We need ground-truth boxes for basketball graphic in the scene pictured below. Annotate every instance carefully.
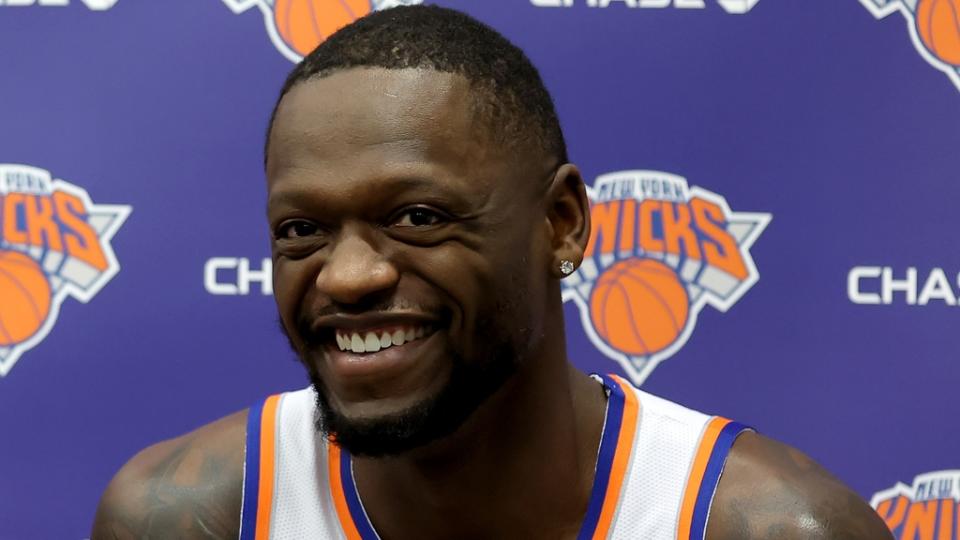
[274,0,372,57]
[916,0,960,66]
[0,164,131,377]
[221,0,424,63]
[589,258,690,356]
[562,171,769,385]
[0,250,52,347]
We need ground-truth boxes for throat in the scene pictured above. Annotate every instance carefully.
[342,367,611,540]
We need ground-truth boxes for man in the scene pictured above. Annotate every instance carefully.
[93,6,893,539]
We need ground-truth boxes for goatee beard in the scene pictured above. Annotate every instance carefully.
[309,343,517,458]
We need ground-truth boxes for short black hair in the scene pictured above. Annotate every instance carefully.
[265,5,568,167]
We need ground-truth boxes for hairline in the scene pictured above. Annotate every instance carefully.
[263,65,552,171]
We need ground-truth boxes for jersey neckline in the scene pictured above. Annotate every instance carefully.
[327,373,640,540]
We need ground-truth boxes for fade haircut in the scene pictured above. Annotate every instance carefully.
[265,5,568,167]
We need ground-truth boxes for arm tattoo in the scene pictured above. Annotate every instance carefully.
[709,436,894,540]
[93,436,242,540]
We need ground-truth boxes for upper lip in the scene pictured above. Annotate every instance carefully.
[309,312,439,334]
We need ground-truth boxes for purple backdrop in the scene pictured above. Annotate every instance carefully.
[1,0,957,538]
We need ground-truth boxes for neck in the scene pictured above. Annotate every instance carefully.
[351,351,607,540]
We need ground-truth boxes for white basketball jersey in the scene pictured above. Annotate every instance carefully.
[239,374,751,540]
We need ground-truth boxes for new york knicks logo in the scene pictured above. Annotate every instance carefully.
[0,164,130,377]
[861,0,960,91]
[221,0,423,63]
[561,170,770,385]
[871,470,960,539]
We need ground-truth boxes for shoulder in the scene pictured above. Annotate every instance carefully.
[705,431,894,540]
[91,408,248,540]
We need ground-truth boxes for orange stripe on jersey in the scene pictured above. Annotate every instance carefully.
[254,394,281,540]
[676,416,731,540]
[328,443,363,540]
[592,374,640,540]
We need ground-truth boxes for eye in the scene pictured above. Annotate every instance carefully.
[276,220,320,239]
[390,207,445,228]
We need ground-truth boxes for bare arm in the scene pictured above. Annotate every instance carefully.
[91,410,247,540]
[706,432,893,540]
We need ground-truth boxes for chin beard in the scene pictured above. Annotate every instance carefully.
[309,340,517,457]
[282,289,533,458]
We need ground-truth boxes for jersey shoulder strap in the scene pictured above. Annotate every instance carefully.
[605,375,752,540]
[239,393,282,540]
[239,388,345,539]
[676,416,751,540]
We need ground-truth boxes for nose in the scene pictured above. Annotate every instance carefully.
[315,229,399,305]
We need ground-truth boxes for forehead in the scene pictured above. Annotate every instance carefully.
[266,68,501,189]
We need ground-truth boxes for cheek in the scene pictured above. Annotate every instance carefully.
[435,248,540,352]
[503,260,543,324]
[273,258,317,337]
[491,240,551,342]
[402,247,490,337]
[450,260,542,363]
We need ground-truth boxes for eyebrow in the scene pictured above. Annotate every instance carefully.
[266,175,469,209]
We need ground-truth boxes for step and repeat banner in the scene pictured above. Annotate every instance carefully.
[1,0,958,538]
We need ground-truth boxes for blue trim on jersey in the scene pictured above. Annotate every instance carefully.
[239,398,265,540]
[688,421,750,540]
[576,374,625,540]
[341,448,382,540]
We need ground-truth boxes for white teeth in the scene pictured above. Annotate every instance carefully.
[364,332,381,353]
[336,326,432,354]
[351,333,365,353]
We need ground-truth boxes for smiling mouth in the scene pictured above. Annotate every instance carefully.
[334,325,435,354]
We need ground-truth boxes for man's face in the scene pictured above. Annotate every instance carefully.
[266,68,553,456]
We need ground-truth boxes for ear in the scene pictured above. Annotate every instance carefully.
[544,164,591,278]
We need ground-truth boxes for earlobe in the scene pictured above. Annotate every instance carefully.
[545,163,591,278]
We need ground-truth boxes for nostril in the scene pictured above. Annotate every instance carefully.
[315,235,398,295]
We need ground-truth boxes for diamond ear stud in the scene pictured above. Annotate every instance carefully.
[560,260,575,275]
